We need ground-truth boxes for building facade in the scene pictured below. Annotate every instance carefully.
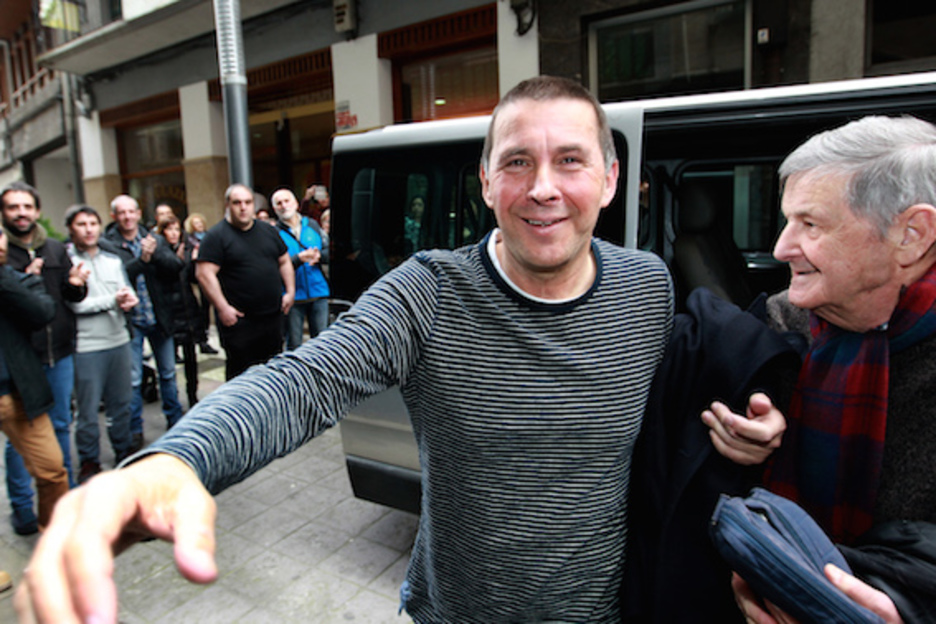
[1,0,934,227]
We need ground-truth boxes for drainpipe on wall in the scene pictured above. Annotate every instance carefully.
[0,39,12,106]
[61,73,85,203]
[212,0,252,188]
[0,39,14,169]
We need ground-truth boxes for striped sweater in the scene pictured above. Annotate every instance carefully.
[151,234,674,623]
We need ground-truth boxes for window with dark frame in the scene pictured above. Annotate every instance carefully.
[869,4,936,72]
[589,0,747,101]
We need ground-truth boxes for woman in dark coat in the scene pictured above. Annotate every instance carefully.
[155,217,204,408]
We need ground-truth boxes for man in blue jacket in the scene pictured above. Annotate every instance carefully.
[271,188,329,350]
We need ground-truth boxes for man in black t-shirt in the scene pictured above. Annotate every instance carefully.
[196,184,295,379]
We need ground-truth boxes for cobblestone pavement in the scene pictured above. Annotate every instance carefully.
[0,334,418,623]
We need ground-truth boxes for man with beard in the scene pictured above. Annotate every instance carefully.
[0,182,87,534]
[0,222,69,534]
[271,187,329,350]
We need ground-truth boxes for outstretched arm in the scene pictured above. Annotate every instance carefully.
[18,258,440,622]
[17,454,217,624]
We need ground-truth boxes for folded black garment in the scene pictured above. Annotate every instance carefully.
[710,488,884,623]
[841,520,936,623]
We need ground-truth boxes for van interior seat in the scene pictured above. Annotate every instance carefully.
[673,178,753,309]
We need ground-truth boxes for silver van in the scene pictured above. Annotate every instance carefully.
[328,71,936,514]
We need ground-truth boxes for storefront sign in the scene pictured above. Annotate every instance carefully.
[336,100,358,132]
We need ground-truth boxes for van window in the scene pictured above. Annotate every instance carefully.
[345,163,492,267]
[679,163,780,255]
[671,162,787,303]
[332,132,631,303]
[331,140,493,301]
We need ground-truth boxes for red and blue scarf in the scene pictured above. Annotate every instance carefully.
[764,263,936,544]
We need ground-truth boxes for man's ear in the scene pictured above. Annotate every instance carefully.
[480,163,494,209]
[600,159,620,209]
[895,204,936,267]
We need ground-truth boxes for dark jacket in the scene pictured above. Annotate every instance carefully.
[104,225,184,336]
[841,521,936,623]
[0,266,56,418]
[164,240,204,344]
[3,224,86,365]
[623,288,802,623]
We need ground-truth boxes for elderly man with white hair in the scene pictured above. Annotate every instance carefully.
[731,115,936,623]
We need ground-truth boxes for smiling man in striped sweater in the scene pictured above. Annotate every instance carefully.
[25,77,679,623]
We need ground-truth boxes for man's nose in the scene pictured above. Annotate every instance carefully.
[773,223,797,261]
[528,165,559,204]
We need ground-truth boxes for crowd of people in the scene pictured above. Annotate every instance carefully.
[1,75,934,623]
[0,180,331,545]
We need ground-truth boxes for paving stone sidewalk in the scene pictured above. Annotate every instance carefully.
[0,338,417,623]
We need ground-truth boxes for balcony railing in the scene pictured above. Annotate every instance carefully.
[9,66,57,110]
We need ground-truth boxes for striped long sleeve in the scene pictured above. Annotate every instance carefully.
[150,235,674,623]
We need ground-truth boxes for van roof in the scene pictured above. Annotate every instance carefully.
[334,71,936,153]
[638,70,936,114]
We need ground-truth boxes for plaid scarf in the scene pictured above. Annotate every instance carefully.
[764,262,936,544]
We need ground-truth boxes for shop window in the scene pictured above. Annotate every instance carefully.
[400,47,499,122]
[869,4,936,73]
[250,107,334,200]
[119,119,186,222]
[126,171,186,222]
[588,0,748,101]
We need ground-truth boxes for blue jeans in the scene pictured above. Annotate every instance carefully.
[74,344,133,464]
[5,355,76,512]
[286,298,329,351]
[129,324,184,434]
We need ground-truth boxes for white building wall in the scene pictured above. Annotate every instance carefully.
[122,0,178,21]
[179,81,227,159]
[32,152,75,233]
[497,0,540,95]
[77,111,120,179]
[331,34,393,134]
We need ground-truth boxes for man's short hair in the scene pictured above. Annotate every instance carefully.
[1,181,41,211]
[481,75,617,173]
[224,183,254,204]
[65,204,101,228]
[779,115,936,235]
[270,186,296,203]
[110,194,139,213]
